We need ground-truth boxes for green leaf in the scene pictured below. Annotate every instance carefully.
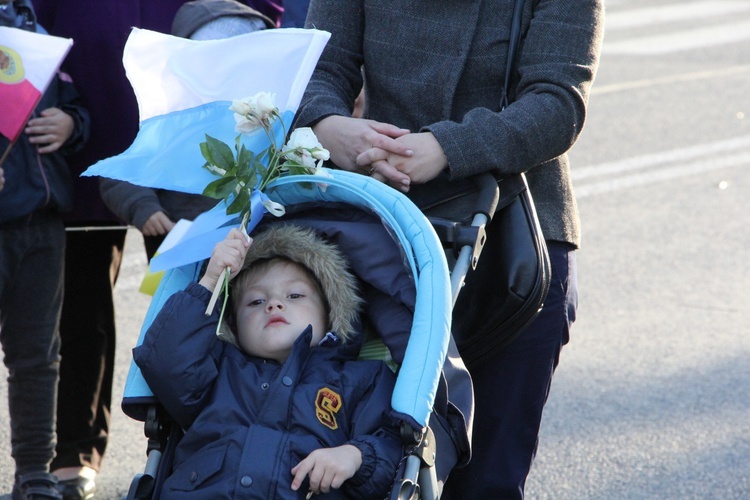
[237,145,254,178]
[203,134,235,171]
[244,173,258,191]
[202,176,238,199]
[200,141,212,163]
[285,164,310,176]
[254,157,269,182]
[227,187,250,215]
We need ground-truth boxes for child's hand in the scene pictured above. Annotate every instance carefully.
[141,211,175,237]
[290,444,362,495]
[198,228,252,291]
[25,107,75,154]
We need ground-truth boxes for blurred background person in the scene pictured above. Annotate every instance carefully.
[280,0,308,28]
[33,2,282,498]
[1,0,89,498]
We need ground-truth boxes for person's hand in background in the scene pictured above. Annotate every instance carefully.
[25,107,75,154]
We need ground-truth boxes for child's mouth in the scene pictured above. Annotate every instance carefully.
[266,315,289,327]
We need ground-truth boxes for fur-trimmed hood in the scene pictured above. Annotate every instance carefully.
[225,224,363,344]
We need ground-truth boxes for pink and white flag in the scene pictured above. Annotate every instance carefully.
[0,26,73,141]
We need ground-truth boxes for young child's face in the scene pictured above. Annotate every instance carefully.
[235,260,327,363]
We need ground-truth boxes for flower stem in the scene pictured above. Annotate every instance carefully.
[205,267,228,317]
[214,269,231,336]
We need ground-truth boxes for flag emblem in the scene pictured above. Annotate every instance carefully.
[0,46,24,84]
[0,27,72,141]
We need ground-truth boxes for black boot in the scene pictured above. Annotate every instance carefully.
[12,472,63,500]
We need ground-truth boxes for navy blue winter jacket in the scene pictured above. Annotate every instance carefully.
[134,282,403,499]
[0,0,89,224]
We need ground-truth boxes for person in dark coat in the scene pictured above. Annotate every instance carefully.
[31,2,282,497]
[280,0,310,28]
[134,225,403,498]
[294,0,604,497]
[0,1,90,498]
[98,0,276,260]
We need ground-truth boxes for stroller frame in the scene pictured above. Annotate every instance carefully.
[123,169,497,499]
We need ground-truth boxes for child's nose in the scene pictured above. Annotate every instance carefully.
[265,298,284,312]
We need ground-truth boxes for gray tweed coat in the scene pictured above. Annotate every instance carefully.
[295,0,604,247]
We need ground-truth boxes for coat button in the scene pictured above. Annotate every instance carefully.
[241,475,253,487]
[261,382,269,390]
[189,471,198,483]
[282,376,293,386]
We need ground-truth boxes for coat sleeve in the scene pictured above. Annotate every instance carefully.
[343,362,403,499]
[298,0,604,180]
[133,282,225,429]
[425,0,605,179]
[293,0,365,129]
[55,71,90,155]
[99,178,165,230]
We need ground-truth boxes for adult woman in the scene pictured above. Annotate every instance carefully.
[295,0,604,497]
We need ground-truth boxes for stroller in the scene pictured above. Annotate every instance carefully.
[122,169,501,499]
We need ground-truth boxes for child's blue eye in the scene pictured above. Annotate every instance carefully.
[249,299,265,306]
[288,293,304,299]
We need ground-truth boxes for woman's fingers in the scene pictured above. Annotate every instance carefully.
[355,146,389,167]
[368,160,410,191]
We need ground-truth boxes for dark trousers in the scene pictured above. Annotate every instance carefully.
[0,212,65,476]
[51,228,125,472]
[443,242,578,499]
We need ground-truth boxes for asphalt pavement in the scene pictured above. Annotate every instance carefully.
[526,0,750,497]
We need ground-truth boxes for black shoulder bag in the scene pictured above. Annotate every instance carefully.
[419,0,551,368]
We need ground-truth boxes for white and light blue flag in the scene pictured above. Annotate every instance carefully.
[81,27,330,271]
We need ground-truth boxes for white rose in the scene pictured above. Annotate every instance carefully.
[234,112,262,134]
[230,93,277,134]
[281,144,315,168]
[287,127,319,148]
[312,166,332,191]
[229,99,252,116]
[282,128,330,168]
[252,92,276,118]
[312,149,330,161]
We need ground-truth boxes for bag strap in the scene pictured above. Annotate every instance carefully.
[501,0,525,110]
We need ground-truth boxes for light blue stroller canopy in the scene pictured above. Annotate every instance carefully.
[122,169,453,431]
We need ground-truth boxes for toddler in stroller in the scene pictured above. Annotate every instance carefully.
[134,224,402,498]
[122,170,475,499]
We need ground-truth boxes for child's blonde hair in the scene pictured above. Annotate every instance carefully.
[227,225,363,343]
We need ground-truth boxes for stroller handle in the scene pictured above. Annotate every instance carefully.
[469,172,500,221]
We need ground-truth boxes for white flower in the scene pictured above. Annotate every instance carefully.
[281,127,330,169]
[234,113,262,134]
[312,166,332,192]
[286,127,322,149]
[228,99,252,116]
[253,92,276,115]
[230,92,277,134]
[312,149,330,161]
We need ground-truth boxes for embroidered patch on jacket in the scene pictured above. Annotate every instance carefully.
[315,387,342,430]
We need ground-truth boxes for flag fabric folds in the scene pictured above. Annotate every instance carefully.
[0,26,73,141]
[148,189,269,273]
[81,27,330,273]
[81,27,330,194]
